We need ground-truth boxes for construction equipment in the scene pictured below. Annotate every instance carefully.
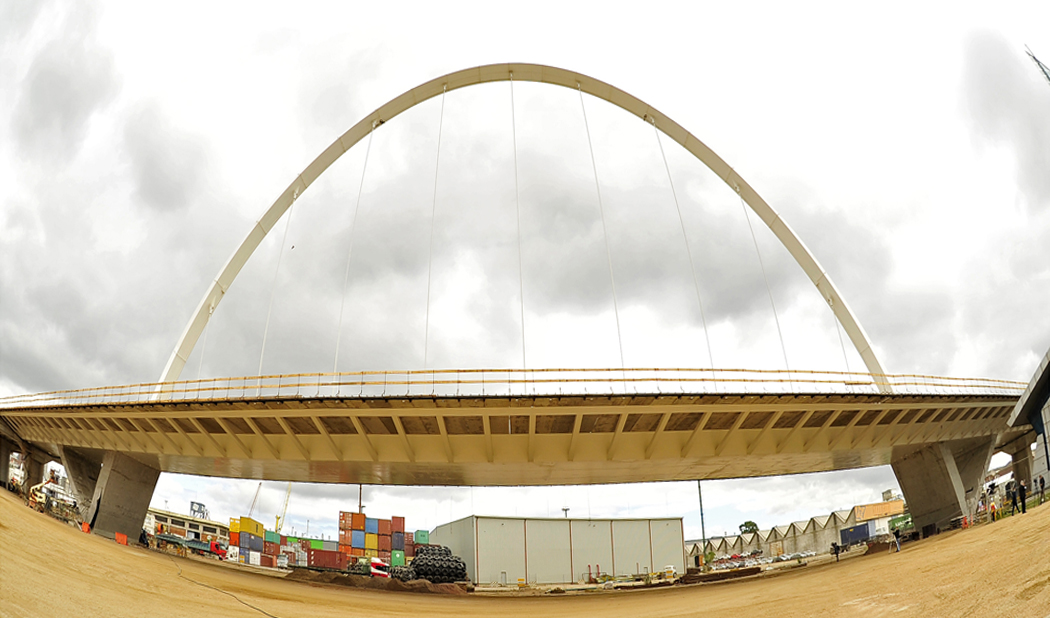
[247,481,262,518]
[275,481,292,534]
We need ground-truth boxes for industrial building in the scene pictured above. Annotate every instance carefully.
[145,507,230,544]
[685,499,905,563]
[431,515,685,585]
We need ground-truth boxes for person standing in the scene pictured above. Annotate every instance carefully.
[893,527,901,552]
[831,542,841,562]
[1009,481,1019,515]
[1019,480,1027,514]
[1040,476,1046,505]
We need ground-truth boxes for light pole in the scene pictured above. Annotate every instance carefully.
[697,480,708,570]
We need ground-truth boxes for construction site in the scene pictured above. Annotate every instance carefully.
[2,484,1048,616]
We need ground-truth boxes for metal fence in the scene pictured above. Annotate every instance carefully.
[0,368,1026,410]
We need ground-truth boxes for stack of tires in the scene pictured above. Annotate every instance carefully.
[389,565,416,581]
[410,545,468,583]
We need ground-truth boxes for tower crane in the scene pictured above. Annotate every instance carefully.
[275,482,292,534]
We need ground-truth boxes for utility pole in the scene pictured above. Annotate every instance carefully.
[697,480,708,571]
[358,484,363,513]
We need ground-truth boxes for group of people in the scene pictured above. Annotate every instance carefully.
[984,475,1046,520]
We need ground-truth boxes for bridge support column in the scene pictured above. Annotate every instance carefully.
[24,454,45,490]
[58,446,105,521]
[84,451,160,540]
[1004,437,1035,489]
[0,438,12,489]
[891,436,996,536]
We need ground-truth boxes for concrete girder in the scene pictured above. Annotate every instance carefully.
[58,446,105,521]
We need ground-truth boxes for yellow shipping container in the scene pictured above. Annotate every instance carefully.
[239,517,264,538]
[364,549,378,558]
[365,533,378,550]
[229,518,240,533]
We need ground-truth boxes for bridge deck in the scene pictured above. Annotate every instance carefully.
[2,389,1027,486]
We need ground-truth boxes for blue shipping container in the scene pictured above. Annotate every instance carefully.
[392,531,404,551]
[839,521,874,547]
[351,530,365,548]
[365,518,379,534]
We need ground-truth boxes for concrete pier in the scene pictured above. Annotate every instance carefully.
[65,450,160,540]
[891,436,997,534]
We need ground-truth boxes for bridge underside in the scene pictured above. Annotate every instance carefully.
[5,392,1026,486]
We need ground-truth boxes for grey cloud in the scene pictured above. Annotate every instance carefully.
[122,103,209,214]
[962,31,1050,212]
[11,3,119,166]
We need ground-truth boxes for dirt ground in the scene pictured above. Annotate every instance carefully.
[1,489,1048,618]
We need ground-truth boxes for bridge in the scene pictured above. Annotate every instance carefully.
[1,64,1046,543]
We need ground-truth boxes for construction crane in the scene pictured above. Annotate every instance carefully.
[247,481,262,518]
[1027,46,1050,87]
[275,482,292,534]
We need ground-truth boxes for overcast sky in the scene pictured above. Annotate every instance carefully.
[3,1,1049,541]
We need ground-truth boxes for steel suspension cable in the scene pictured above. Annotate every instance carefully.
[738,194,791,376]
[510,75,527,374]
[577,84,627,380]
[423,86,447,369]
[333,123,376,374]
[649,117,715,370]
[257,202,296,379]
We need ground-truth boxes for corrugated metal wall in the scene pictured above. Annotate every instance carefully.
[477,517,526,584]
[433,516,685,584]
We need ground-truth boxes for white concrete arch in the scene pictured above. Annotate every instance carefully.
[159,63,889,387]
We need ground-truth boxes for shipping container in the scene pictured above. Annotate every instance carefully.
[322,540,338,552]
[339,511,353,530]
[392,516,405,534]
[391,550,406,567]
[239,517,265,538]
[230,532,240,547]
[277,554,288,569]
[378,551,391,562]
[286,537,299,545]
[414,530,429,544]
[364,549,378,558]
[307,549,348,570]
[404,543,415,558]
[310,539,324,550]
[280,535,287,545]
[260,554,275,568]
[392,532,404,551]
[264,530,279,544]
[264,541,278,556]
[351,530,365,549]
[351,513,366,530]
[351,547,364,557]
[365,533,378,550]
[249,551,261,566]
[365,518,379,534]
[378,535,391,551]
[338,529,351,545]
[299,539,310,551]
[405,531,414,545]
[839,521,875,547]
[229,518,241,533]
[378,519,392,536]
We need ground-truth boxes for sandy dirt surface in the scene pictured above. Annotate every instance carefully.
[1,489,1048,618]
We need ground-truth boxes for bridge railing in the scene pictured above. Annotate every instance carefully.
[0,368,1026,410]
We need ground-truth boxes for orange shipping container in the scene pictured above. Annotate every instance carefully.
[391,516,405,533]
[377,519,392,536]
[351,513,366,531]
[230,532,240,546]
[351,547,364,556]
[378,535,391,551]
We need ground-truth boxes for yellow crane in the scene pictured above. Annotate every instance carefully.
[275,482,292,534]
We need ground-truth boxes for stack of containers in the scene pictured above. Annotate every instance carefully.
[307,548,348,570]
[405,531,414,558]
[377,518,392,563]
[365,518,378,559]
[229,518,241,548]
[392,516,405,553]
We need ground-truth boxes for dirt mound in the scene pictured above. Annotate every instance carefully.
[284,569,465,594]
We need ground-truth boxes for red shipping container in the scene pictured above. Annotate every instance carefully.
[404,543,415,557]
[260,554,275,568]
[351,512,366,531]
[378,551,391,562]
[339,511,353,530]
[391,516,405,533]
[405,532,414,544]
[280,535,287,545]
[230,532,240,546]
[300,539,310,551]
[351,547,364,556]
[378,535,391,551]
[377,519,392,536]
[339,529,351,545]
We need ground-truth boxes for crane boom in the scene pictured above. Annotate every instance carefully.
[275,482,292,533]
[247,481,262,518]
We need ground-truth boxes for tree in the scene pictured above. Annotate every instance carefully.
[739,520,758,534]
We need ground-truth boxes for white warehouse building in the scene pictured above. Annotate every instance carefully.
[430,515,685,585]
